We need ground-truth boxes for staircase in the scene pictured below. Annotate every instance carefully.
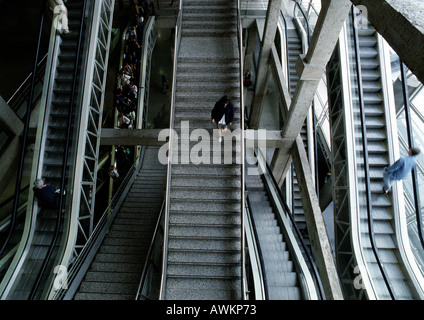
[74,146,166,299]
[246,161,302,299]
[163,0,243,300]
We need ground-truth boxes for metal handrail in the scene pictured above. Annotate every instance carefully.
[245,196,268,299]
[236,0,246,299]
[293,1,311,44]
[135,200,165,299]
[257,149,325,299]
[158,0,183,300]
[0,0,48,259]
[279,10,290,95]
[28,0,88,299]
[6,54,48,118]
[350,8,396,300]
[399,60,424,251]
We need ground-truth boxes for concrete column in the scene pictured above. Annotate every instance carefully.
[291,135,344,300]
[281,0,352,142]
[270,0,351,184]
[248,0,283,129]
[243,23,258,75]
[350,0,424,84]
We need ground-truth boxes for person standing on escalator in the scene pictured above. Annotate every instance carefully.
[49,0,72,35]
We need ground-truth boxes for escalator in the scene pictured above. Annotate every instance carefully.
[0,0,88,300]
[286,26,311,243]
[246,161,314,299]
[329,8,419,299]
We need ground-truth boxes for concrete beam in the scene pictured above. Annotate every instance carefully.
[248,0,283,129]
[291,135,344,300]
[281,0,352,142]
[350,0,424,84]
[101,128,289,148]
[100,128,166,146]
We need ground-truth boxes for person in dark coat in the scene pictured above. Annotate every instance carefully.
[211,95,234,142]
[33,179,63,210]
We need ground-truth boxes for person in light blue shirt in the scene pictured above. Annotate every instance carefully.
[383,147,421,194]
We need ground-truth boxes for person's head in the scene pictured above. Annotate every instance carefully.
[221,95,229,105]
[34,178,44,189]
[409,147,421,156]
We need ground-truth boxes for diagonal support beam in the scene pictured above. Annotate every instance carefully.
[271,0,352,184]
[248,0,283,129]
[281,0,352,143]
[350,0,424,84]
[291,135,344,299]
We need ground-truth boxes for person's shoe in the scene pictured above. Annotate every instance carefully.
[218,137,222,143]
[383,186,388,194]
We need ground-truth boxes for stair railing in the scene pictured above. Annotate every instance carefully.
[350,8,396,299]
[136,200,165,300]
[237,0,246,300]
[243,199,267,299]
[244,196,268,299]
[158,0,183,300]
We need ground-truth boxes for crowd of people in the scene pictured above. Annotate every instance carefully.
[113,0,153,130]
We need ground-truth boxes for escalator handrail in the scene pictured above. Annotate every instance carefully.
[279,9,291,97]
[245,195,269,299]
[255,149,325,300]
[0,0,48,259]
[293,1,311,44]
[28,0,88,299]
[399,60,424,252]
[290,3,320,196]
[350,8,396,300]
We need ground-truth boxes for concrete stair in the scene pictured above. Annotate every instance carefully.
[163,0,242,300]
[73,146,166,300]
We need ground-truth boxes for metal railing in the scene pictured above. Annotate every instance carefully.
[135,200,165,300]
[236,0,247,300]
[158,0,183,300]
